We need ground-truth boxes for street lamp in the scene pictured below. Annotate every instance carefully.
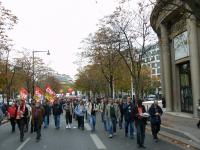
[32,50,50,99]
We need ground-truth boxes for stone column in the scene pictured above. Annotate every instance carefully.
[160,24,173,111]
[158,37,165,98]
[187,15,200,117]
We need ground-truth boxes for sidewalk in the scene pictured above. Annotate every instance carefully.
[147,112,200,150]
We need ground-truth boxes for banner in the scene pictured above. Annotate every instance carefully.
[34,86,44,102]
[45,84,56,103]
[20,88,28,101]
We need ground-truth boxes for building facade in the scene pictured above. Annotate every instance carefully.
[150,0,200,117]
[142,44,161,78]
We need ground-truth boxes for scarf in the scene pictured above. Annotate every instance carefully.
[16,103,25,119]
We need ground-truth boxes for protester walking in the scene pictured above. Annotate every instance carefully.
[88,100,98,132]
[124,97,135,139]
[149,100,163,142]
[30,100,35,133]
[43,101,51,128]
[31,101,44,141]
[52,99,63,129]
[118,99,125,129]
[7,102,17,133]
[105,98,120,138]
[63,99,73,129]
[16,100,28,142]
[135,100,147,148]
[24,103,31,132]
[99,98,107,131]
[75,100,86,130]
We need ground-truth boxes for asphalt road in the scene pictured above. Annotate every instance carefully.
[0,114,183,150]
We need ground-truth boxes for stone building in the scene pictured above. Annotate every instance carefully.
[150,0,200,117]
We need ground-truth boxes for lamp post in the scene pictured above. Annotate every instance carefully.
[32,50,50,99]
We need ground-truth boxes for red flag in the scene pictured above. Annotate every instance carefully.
[35,86,44,102]
[20,88,28,101]
[46,84,56,96]
[45,84,56,103]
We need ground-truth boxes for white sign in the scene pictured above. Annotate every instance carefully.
[174,31,189,60]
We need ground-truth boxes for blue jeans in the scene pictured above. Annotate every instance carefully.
[107,117,117,135]
[44,115,49,128]
[125,120,134,137]
[89,115,96,131]
[54,115,60,128]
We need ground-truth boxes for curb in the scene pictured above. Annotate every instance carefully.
[146,125,200,150]
[161,125,200,144]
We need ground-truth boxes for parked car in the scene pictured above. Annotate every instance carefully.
[147,94,156,101]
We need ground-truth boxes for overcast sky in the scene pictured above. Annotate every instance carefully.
[1,0,120,79]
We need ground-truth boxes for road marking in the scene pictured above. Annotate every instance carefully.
[90,134,106,149]
[16,137,31,150]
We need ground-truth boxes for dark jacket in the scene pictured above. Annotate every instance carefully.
[148,104,163,124]
[118,103,124,116]
[43,104,51,116]
[31,106,44,126]
[135,105,147,125]
[52,103,62,116]
[123,103,135,121]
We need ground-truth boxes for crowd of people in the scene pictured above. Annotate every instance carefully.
[1,96,165,148]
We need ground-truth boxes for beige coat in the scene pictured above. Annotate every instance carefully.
[105,103,120,120]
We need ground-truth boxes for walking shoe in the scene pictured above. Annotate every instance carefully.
[109,134,113,138]
[154,139,158,143]
[68,124,71,129]
[141,145,146,149]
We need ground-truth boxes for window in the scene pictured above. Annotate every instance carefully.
[156,56,160,60]
[157,68,161,74]
[157,62,160,67]
[151,63,155,68]
[151,56,155,61]
[152,69,156,74]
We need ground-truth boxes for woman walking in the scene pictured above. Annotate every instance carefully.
[16,100,28,142]
[7,102,17,133]
[135,100,147,148]
[75,100,86,130]
[64,99,73,129]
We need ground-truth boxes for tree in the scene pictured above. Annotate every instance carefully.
[82,28,122,98]
[100,0,156,99]
[0,2,18,100]
[75,64,108,99]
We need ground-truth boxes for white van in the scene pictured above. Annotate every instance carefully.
[147,94,156,101]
